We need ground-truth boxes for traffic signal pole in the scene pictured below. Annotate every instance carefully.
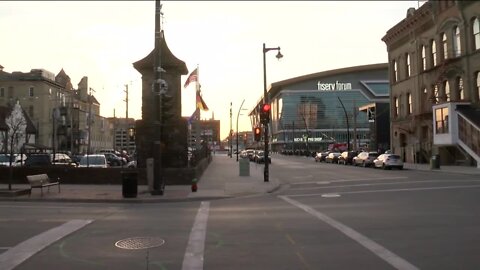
[262,43,282,182]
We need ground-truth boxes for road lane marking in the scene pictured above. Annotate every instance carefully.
[291,180,456,191]
[279,196,419,270]
[182,201,210,270]
[288,184,480,198]
[291,176,408,186]
[0,219,93,270]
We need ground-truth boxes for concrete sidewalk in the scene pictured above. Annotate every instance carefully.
[0,155,280,203]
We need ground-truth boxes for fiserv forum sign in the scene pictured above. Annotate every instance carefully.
[317,81,352,91]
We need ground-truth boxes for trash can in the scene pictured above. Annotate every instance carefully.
[430,155,440,169]
[121,171,138,198]
[239,158,250,176]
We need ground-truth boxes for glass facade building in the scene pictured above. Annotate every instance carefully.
[250,63,390,153]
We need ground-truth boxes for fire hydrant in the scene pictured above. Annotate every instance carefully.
[191,178,198,192]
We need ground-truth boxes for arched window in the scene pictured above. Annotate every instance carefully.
[406,53,411,77]
[457,77,464,100]
[407,93,412,114]
[421,45,426,71]
[444,80,450,102]
[433,84,439,104]
[442,33,448,60]
[473,17,480,50]
[393,60,398,82]
[431,39,437,66]
[453,26,461,57]
[394,97,399,117]
[476,71,480,101]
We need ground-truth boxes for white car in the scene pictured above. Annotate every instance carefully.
[0,154,27,167]
[373,154,404,170]
[78,154,108,168]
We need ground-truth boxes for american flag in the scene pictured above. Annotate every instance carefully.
[183,68,198,88]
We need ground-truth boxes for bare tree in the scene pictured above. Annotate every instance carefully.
[5,101,27,190]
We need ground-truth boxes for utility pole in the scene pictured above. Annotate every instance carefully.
[229,102,232,158]
[124,84,129,119]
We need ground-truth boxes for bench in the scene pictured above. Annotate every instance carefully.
[26,174,60,196]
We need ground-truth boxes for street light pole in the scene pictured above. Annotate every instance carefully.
[229,102,232,158]
[236,99,245,161]
[262,43,283,182]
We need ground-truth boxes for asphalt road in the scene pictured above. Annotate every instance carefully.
[1,155,480,270]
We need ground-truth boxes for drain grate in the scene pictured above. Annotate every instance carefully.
[115,237,165,250]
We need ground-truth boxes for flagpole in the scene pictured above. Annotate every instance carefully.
[195,64,201,151]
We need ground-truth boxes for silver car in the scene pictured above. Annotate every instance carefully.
[373,154,404,170]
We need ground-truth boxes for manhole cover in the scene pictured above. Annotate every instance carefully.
[321,193,341,198]
[115,237,165,250]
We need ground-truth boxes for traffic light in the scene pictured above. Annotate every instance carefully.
[254,127,262,142]
[161,94,175,124]
[260,103,271,124]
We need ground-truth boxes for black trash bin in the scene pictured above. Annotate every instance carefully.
[430,155,440,169]
[121,171,138,198]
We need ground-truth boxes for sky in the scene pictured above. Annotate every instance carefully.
[0,1,423,139]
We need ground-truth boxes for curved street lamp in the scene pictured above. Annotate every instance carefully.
[263,43,283,182]
[236,99,246,161]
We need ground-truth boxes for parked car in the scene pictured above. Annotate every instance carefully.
[0,154,26,167]
[325,152,341,163]
[315,151,330,162]
[246,149,256,161]
[254,150,271,164]
[127,160,137,168]
[51,153,76,166]
[373,154,404,170]
[25,154,52,167]
[353,151,379,167]
[102,153,123,166]
[338,151,359,165]
[78,154,108,168]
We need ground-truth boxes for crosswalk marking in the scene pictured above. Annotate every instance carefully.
[182,201,210,270]
[0,219,93,270]
[279,196,419,270]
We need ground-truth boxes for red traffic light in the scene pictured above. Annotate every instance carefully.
[262,103,271,112]
[254,127,262,142]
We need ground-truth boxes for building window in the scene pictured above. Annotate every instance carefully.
[444,80,450,102]
[0,87,4,97]
[29,86,34,97]
[433,84,439,104]
[431,39,437,66]
[476,71,480,101]
[457,77,464,100]
[435,107,449,134]
[421,45,426,71]
[8,86,14,98]
[406,53,411,77]
[29,105,34,118]
[453,26,461,57]
[442,33,448,60]
[407,93,412,115]
[394,97,399,117]
[473,17,480,50]
[393,60,398,82]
